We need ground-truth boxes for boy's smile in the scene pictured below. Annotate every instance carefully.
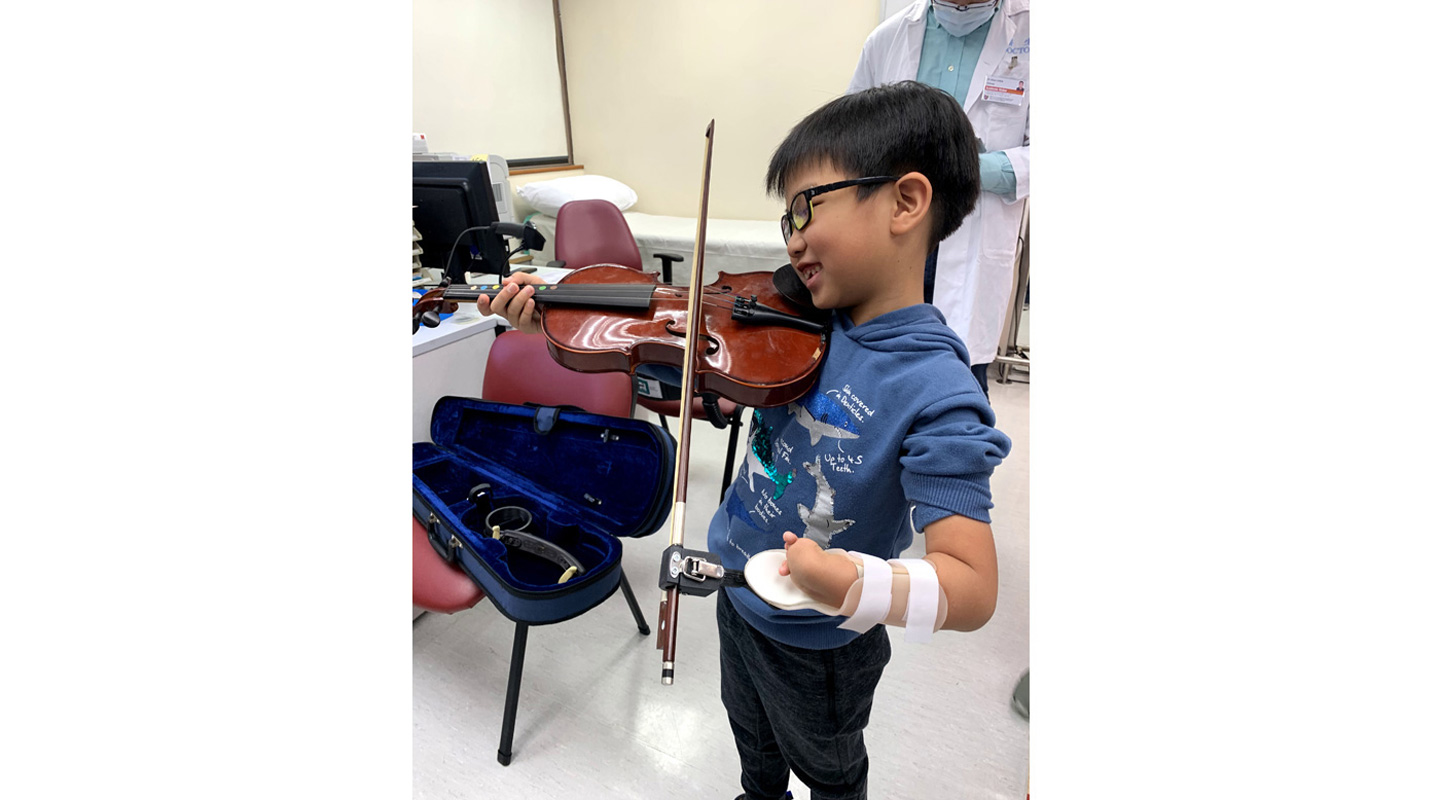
[797,262,822,289]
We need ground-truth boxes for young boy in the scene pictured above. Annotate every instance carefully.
[480,81,1011,800]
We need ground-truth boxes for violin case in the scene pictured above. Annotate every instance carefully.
[413,395,676,624]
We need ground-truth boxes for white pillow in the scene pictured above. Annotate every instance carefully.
[517,175,638,217]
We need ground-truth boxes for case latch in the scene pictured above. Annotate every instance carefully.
[425,512,458,564]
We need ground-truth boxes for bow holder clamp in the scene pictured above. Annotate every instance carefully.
[658,544,748,597]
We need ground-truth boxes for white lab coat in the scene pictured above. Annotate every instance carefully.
[849,0,1029,366]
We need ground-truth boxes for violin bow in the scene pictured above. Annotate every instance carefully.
[657,119,715,685]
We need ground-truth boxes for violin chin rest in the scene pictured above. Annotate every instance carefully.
[771,263,818,312]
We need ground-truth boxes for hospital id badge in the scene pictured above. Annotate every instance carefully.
[982,75,1025,106]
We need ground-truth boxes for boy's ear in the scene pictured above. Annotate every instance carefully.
[890,172,933,238]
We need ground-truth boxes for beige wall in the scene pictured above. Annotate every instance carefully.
[414,0,569,161]
[558,0,883,221]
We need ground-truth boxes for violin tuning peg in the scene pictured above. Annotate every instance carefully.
[420,310,441,329]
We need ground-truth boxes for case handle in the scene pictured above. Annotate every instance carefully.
[526,404,579,435]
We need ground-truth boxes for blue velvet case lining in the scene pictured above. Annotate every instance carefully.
[413,397,675,624]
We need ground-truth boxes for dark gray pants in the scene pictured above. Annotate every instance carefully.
[717,589,892,800]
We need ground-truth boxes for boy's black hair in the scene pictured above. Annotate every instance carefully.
[765,81,980,251]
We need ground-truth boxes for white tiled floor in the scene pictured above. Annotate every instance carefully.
[413,377,1029,799]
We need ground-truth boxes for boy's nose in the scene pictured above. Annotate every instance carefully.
[785,228,806,258]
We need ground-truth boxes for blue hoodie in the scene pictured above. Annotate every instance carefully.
[707,302,1012,649]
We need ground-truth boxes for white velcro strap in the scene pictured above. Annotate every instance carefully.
[892,558,940,643]
[838,553,892,633]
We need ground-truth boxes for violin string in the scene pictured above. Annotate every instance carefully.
[444,284,738,301]
[443,284,753,313]
[446,283,742,300]
[443,289,741,308]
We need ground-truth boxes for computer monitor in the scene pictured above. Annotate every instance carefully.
[412,160,511,283]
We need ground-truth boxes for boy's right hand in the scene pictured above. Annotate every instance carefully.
[475,272,546,334]
[778,531,859,610]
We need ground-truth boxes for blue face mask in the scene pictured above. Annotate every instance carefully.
[932,0,998,38]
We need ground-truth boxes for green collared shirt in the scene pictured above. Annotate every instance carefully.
[916,6,1015,197]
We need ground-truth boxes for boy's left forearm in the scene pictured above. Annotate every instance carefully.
[779,516,999,633]
[922,514,999,632]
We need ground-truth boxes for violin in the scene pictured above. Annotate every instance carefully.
[411,263,829,408]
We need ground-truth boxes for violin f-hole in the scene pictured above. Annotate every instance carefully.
[664,320,719,355]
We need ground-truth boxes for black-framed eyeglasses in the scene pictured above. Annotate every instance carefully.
[780,176,900,243]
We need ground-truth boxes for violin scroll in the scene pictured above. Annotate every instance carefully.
[412,281,460,333]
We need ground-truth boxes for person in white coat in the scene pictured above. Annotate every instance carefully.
[849,0,1029,397]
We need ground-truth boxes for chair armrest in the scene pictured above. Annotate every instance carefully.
[651,252,685,284]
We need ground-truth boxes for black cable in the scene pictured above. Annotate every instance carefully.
[442,225,495,283]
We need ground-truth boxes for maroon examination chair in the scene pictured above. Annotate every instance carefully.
[412,329,650,766]
[552,198,744,494]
